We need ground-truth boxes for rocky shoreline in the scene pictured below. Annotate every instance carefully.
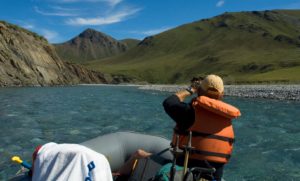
[138,84,300,101]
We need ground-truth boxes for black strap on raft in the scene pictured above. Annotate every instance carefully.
[174,129,235,144]
[156,148,170,156]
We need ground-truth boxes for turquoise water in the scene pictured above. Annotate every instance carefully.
[0,85,299,180]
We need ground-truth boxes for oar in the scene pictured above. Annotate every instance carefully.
[182,131,192,181]
[11,156,32,170]
[170,134,180,181]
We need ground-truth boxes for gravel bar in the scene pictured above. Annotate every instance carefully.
[138,84,300,101]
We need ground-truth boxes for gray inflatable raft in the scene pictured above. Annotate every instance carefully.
[9,132,172,180]
[81,131,172,172]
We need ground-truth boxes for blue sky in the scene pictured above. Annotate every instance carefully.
[0,0,299,43]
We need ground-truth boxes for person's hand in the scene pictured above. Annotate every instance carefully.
[186,86,196,95]
[190,77,203,90]
[132,149,152,159]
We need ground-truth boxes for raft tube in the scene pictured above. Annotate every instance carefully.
[9,131,172,180]
[81,131,172,172]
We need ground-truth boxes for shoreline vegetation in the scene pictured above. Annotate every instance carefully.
[138,84,300,101]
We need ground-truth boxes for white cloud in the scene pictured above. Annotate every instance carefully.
[50,6,79,11]
[106,0,123,7]
[216,0,225,7]
[66,7,141,26]
[127,27,173,37]
[41,29,58,42]
[22,24,35,29]
[141,27,172,36]
[60,0,122,7]
[34,6,78,16]
[13,20,35,30]
[60,0,80,2]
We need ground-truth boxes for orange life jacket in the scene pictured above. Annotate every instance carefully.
[171,96,241,163]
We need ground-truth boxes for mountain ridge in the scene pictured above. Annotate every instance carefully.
[85,9,300,84]
[54,28,128,63]
[120,38,140,49]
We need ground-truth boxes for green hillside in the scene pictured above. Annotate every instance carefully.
[85,10,300,84]
[120,38,140,49]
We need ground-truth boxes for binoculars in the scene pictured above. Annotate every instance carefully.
[190,77,203,90]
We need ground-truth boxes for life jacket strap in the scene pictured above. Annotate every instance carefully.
[174,129,235,143]
[190,149,231,159]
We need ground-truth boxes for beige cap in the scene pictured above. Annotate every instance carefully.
[200,74,224,94]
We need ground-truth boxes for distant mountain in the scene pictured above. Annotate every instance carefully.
[86,10,300,84]
[0,21,130,87]
[54,28,128,63]
[120,38,140,49]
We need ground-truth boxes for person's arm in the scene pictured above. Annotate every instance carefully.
[116,149,151,176]
[162,87,196,129]
[175,87,196,102]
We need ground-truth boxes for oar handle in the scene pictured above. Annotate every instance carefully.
[21,161,32,169]
[11,156,32,169]
[182,131,193,180]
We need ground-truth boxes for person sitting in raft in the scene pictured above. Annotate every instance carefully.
[31,143,151,181]
[113,149,152,180]
[31,142,113,181]
[163,74,241,181]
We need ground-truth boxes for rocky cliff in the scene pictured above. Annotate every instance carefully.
[0,21,115,87]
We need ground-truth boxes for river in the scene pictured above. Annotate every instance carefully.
[0,85,299,180]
